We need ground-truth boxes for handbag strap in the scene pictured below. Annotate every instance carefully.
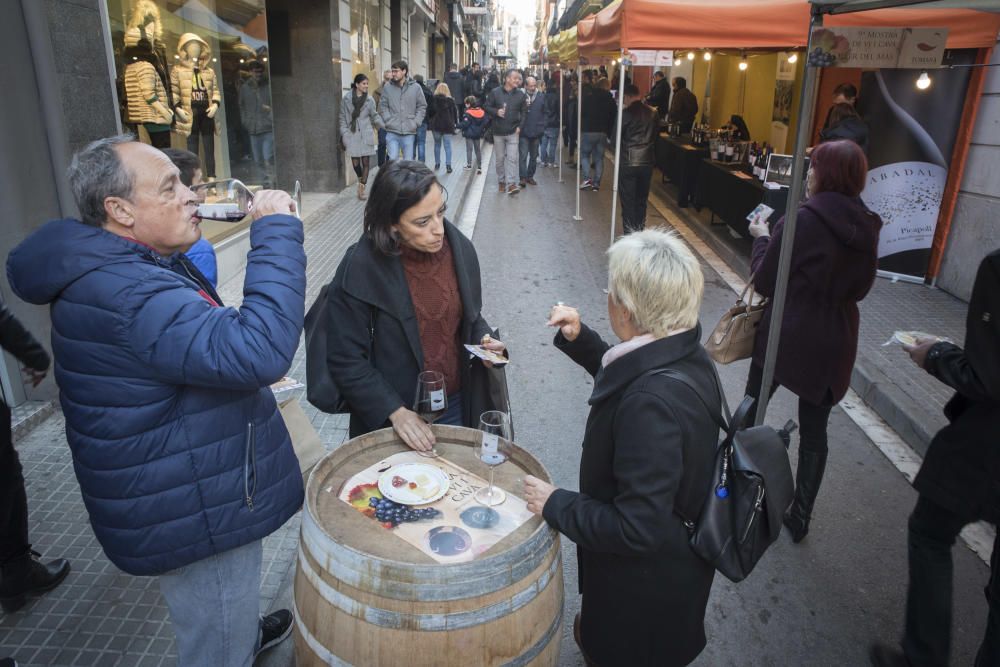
[644,363,752,441]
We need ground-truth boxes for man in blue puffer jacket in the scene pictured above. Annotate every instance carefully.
[7,136,305,667]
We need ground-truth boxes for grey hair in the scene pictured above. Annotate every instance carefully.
[67,134,136,227]
[607,228,704,337]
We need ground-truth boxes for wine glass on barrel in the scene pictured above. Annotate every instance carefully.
[413,370,447,458]
[475,411,511,506]
[190,179,302,221]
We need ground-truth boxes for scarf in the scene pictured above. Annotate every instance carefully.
[601,334,656,368]
[350,92,368,133]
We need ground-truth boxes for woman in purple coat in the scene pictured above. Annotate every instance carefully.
[745,139,881,543]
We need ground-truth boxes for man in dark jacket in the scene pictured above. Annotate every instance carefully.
[413,74,434,162]
[540,79,562,168]
[485,69,527,195]
[6,137,305,666]
[617,85,657,233]
[668,77,698,134]
[871,250,1000,667]
[443,63,466,124]
[465,63,484,102]
[0,306,69,614]
[579,79,616,191]
[645,71,670,119]
[518,76,546,186]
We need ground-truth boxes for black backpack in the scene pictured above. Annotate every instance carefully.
[654,368,795,583]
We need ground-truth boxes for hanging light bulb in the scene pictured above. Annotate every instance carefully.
[687,51,695,61]
[738,53,748,71]
[703,51,712,61]
[787,52,798,64]
[916,70,931,90]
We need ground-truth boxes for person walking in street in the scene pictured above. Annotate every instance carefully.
[745,139,881,544]
[340,73,385,200]
[645,70,670,120]
[518,75,545,187]
[540,75,561,168]
[323,160,507,451]
[617,84,657,234]
[0,305,69,614]
[443,63,466,125]
[869,249,1000,667]
[579,78,616,192]
[524,229,719,667]
[379,60,427,162]
[238,61,274,185]
[667,77,699,135]
[466,63,484,104]
[375,69,392,166]
[460,95,489,174]
[564,78,578,167]
[430,83,458,173]
[413,74,434,163]
[485,69,527,195]
[6,136,305,666]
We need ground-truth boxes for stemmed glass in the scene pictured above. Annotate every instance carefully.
[474,411,511,506]
[190,178,302,221]
[413,370,447,458]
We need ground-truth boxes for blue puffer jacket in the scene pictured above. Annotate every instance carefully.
[6,215,306,576]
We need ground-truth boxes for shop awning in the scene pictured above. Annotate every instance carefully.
[577,0,1000,53]
[548,25,582,64]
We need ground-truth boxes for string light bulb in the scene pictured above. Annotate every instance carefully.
[703,51,712,61]
[687,51,695,61]
[916,70,931,90]
[787,53,798,64]
[738,54,748,71]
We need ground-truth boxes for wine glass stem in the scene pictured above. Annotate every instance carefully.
[488,466,495,501]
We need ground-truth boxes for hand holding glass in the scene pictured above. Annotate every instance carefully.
[413,371,447,458]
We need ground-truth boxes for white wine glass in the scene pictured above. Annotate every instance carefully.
[474,411,511,506]
[413,371,446,458]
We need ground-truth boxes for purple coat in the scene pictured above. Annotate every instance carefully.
[751,191,881,406]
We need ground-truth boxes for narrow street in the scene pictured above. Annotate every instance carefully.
[468,157,991,665]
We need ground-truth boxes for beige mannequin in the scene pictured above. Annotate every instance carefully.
[171,33,221,136]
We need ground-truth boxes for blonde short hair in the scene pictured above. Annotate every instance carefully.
[607,229,704,337]
[435,82,452,97]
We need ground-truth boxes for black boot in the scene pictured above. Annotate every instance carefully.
[0,551,71,612]
[783,450,827,543]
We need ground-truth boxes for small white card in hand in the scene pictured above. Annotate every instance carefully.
[464,344,509,366]
[430,389,446,411]
[746,203,774,225]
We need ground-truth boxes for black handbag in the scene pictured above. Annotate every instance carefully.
[304,282,374,414]
[655,368,794,583]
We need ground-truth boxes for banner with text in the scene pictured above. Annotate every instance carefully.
[808,27,947,69]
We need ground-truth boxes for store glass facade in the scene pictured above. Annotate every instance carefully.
[104,0,274,190]
[351,0,381,83]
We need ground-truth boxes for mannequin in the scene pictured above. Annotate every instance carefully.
[122,1,175,147]
[171,33,221,179]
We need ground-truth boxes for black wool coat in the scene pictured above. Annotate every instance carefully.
[915,250,1000,523]
[325,221,493,437]
[543,324,720,667]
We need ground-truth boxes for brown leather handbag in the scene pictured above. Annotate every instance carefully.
[705,277,767,364]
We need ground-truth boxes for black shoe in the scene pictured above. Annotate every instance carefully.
[434,163,440,170]
[869,643,910,666]
[784,450,828,544]
[255,609,293,656]
[1,658,18,667]
[0,552,71,613]
[446,166,453,174]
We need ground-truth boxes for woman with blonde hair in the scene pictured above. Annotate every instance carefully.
[524,229,721,666]
[430,82,459,173]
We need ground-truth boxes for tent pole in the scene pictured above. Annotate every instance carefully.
[754,9,824,426]
[574,63,583,221]
[610,49,627,246]
[558,67,565,183]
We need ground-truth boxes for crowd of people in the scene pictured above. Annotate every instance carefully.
[0,59,997,667]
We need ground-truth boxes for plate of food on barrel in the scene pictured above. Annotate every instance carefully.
[377,463,450,505]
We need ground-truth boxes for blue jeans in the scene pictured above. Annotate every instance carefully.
[519,136,540,179]
[580,132,606,185]
[438,393,464,426]
[377,128,387,166]
[433,132,453,167]
[386,132,415,162]
[540,127,559,164]
[249,132,273,165]
[414,123,427,162]
[158,539,263,667]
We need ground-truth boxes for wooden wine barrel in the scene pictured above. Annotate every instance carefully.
[294,425,563,667]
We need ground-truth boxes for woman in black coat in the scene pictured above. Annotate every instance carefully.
[324,161,505,451]
[745,139,881,543]
[523,230,721,667]
[430,83,459,172]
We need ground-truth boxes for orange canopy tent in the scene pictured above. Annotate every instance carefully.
[577,0,1000,53]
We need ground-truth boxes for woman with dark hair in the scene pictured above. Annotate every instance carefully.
[745,139,881,543]
[339,73,385,200]
[819,102,869,154]
[324,160,506,451]
[430,82,458,173]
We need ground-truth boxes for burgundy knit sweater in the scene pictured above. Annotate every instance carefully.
[400,237,463,393]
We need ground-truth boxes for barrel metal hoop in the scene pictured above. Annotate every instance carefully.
[298,544,561,632]
[500,603,563,667]
[301,509,556,601]
[293,598,353,666]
